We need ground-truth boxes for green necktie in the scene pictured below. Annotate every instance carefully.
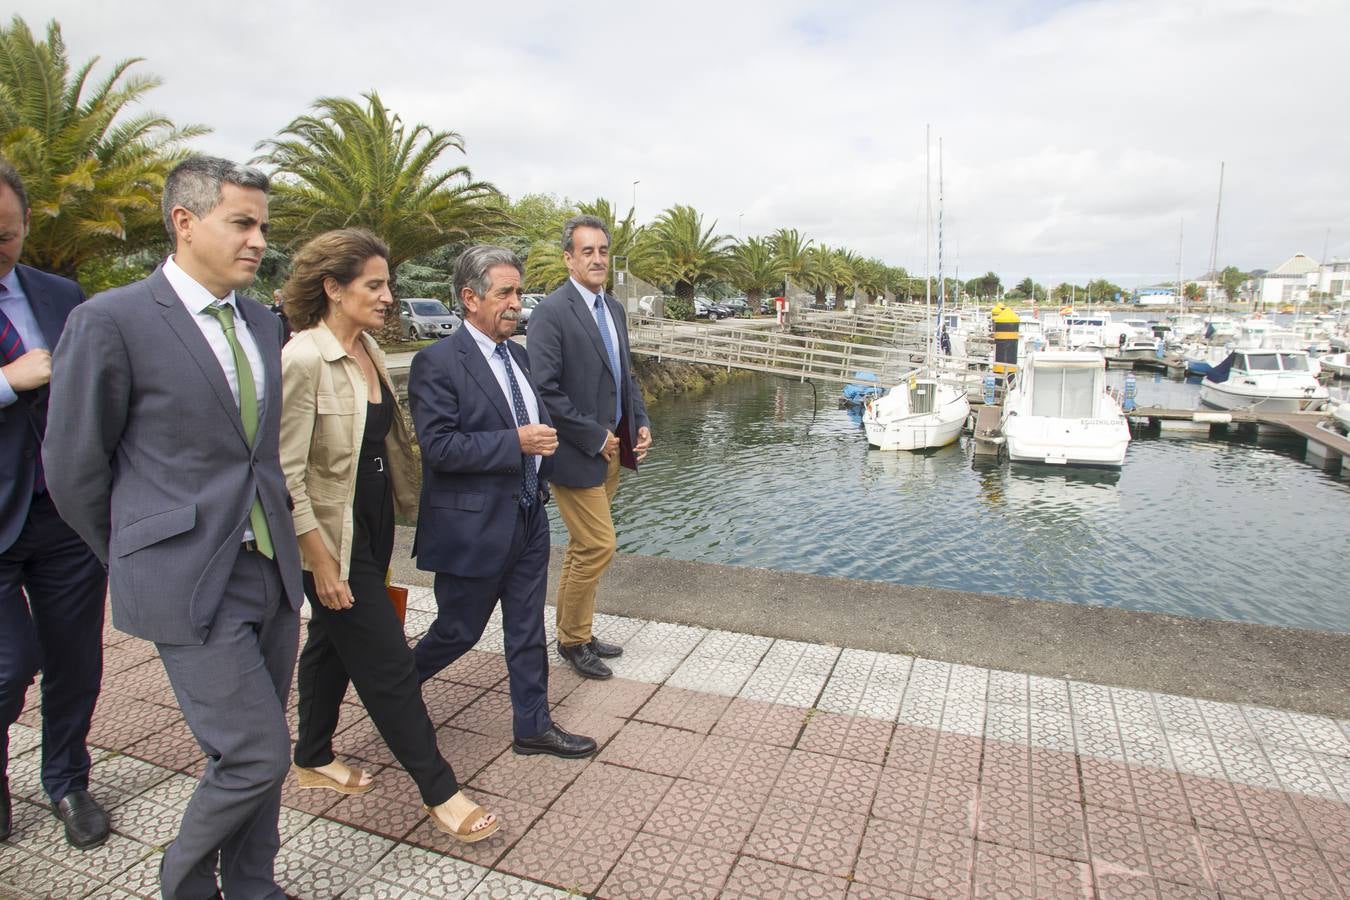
[204,302,274,559]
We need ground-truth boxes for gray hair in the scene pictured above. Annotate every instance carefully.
[454,245,524,301]
[161,156,269,247]
[561,215,610,254]
[0,160,28,212]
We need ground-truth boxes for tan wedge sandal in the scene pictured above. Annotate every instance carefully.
[292,763,375,795]
[423,802,500,843]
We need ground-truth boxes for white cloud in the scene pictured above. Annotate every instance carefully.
[9,0,1348,287]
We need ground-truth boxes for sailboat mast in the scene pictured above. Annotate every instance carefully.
[1207,161,1224,306]
[924,125,932,359]
[1177,218,1184,316]
[937,138,945,325]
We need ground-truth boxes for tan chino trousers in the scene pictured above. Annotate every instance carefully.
[552,453,622,646]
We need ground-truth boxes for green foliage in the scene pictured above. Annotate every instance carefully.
[1184,281,1204,302]
[254,92,506,277]
[1086,278,1123,303]
[769,228,814,290]
[1219,265,1245,301]
[75,248,158,295]
[965,271,1001,299]
[664,295,694,321]
[0,15,207,278]
[727,236,786,299]
[634,205,730,301]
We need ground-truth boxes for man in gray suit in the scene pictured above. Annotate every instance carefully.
[45,156,303,899]
[528,216,652,681]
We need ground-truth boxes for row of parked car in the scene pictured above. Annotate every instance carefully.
[398,291,779,340]
[397,294,545,340]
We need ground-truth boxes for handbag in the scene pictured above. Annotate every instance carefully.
[386,580,408,623]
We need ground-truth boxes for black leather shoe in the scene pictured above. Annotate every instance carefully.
[557,641,613,680]
[1,777,11,842]
[54,790,110,850]
[512,724,597,759]
[589,637,624,659]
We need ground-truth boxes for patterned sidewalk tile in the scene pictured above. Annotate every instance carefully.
[10,590,1350,899]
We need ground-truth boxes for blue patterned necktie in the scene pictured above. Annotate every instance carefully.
[593,293,623,425]
[0,288,46,495]
[495,343,537,508]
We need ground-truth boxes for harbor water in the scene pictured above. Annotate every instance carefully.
[547,371,1350,634]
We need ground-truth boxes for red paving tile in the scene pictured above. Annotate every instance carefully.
[632,684,732,734]
[561,677,656,718]
[42,607,1350,900]
[597,720,705,776]
[722,855,850,898]
[642,776,765,851]
[797,711,894,765]
[682,734,791,796]
[597,831,736,899]
[712,697,809,747]
[972,839,1092,899]
[551,762,672,831]
[497,806,636,895]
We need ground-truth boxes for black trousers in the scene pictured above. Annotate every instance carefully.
[0,491,107,803]
[293,463,457,806]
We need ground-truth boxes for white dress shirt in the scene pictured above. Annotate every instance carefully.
[163,256,267,542]
[463,321,542,472]
[0,268,47,407]
[163,255,267,411]
[569,276,621,364]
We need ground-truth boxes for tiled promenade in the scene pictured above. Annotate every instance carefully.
[2,586,1348,898]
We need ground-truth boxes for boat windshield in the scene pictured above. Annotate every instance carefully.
[1031,367,1098,418]
[1243,354,1280,371]
[1279,353,1310,371]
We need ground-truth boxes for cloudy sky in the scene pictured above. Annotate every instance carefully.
[13,0,1348,287]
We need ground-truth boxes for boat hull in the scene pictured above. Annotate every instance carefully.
[1003,417,1131,468]
[1198,381,1329,413]
[864,410,967,450]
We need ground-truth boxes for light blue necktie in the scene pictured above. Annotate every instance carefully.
[593,294,623,426]
[495,343,538,508]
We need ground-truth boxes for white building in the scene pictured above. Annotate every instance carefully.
[1258,253,1320,307]
[1314,258,1350,305]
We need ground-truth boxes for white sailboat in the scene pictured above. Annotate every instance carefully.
[863,130,969,451]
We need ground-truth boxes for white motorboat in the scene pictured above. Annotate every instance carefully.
[1115,336,1163,363]
[1001,350,1131,468]
[1317,351,1350,379]
[1198,350,1330,412]
[863,372,970,451]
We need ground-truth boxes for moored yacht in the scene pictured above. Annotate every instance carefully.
[863,372,970,451]
[1198,349,1330,412]
[1001,350,1130,468]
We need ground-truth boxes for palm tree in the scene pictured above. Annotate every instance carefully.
[522,198,641,293]
[636,205,730,303]
[853,258,888,305]
[0,16,207,279]
[829,248,860,310]
[769,227,813,296]
[254,92,505,338]
[727,236,786,309]
[800,245,836,308]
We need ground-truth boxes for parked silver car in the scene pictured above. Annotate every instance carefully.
[398,298,461,340]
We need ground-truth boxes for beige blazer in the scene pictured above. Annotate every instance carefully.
[280,320,418,578]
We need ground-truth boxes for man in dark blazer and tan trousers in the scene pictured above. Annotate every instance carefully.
[45,157,303,899]
[0,161,110,851]
[528,216,652,681]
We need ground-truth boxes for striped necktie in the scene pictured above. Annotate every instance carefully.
[0,288,47,494]
[495,342,538,508]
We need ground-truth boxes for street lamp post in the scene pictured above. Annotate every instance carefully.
[632,180,639,219]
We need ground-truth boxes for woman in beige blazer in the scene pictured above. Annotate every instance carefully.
[279,228,497,842]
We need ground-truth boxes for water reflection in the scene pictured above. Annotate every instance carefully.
[549,372,1350,633]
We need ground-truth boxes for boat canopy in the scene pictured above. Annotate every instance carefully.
[1031,367,1099,418]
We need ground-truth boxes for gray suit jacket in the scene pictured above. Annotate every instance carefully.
[43,266,303,645]
[528,281,649,488]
